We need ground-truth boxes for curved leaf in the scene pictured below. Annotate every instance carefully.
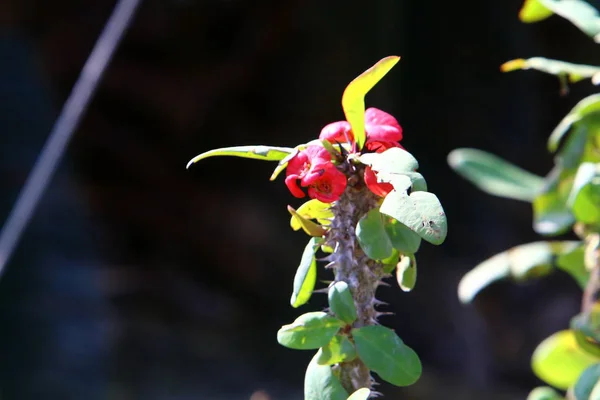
[380,191,447,245]
[352,325,422,387]
[384,218,422,254]
[520,0,554,22]
[501,58,600,85]
[396,254,417,292]
[186,145,293,168]
[531,330,599,390]
[538,0,600,42]
[556,245,588,289]
[448,148,545,202]
[526,387,564,400]
[347,388,371,400]
[548,94,600,153]
[342,56,400,149]
[574,363,600,400]
[568,163,600,224]
[290,199,333,231]
[290,237,320,308]
[287,205,328,237]
[316,335,357,365]
[328,281,358,324]
[305,353,349,400]
[277,312,344,350]
[356,208,394,260]
[458,241,580,303]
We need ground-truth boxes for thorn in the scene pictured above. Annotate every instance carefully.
[316,255,334,262]
[325,261,338,269]
[376,280,391,288]
[372,299,389,307]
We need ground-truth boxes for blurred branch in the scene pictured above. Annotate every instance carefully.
[0,0,142,278]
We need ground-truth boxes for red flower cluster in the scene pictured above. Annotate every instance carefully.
[320,107,403,197]
[284,108,403,202]
[285,146,347,203]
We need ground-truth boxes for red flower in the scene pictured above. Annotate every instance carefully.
[307,163,347,203]
[319,108,403,151]
[285,145,347,203]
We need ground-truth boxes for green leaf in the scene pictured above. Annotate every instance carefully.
[359,147,419,175]
[384,218,422,254]
[347,388,371,400]
[568,163,600,224]
[290,238,320,308]
[277,312,345,350]
[305,353,349,400]
[342,56,400,149]
[501,57,600,85]
[556,245,588,289]
[380,191,447,245]
[447,148,545,202]
[290,199,333,231]
[538,0,600,42]
[531,330,599,390]
[328,281,358,324]
[356,208,394,260]
[526,386,564,400]
[520,0,554,22]
[382,248,400,274]
[352,325,422,387]
[316,335,357,365]
[287,205,328,237]
[574,364,600,400]
[534,167,576,235]
[186,145,294,168]
[548,94,600,153]
[358,147,424,191]
[570,305,600,357]
[396,254,417,292]
[458,241,580,303]
[270,146,303,181]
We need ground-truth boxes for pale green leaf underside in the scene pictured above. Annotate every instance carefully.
[502,57,600,84]
[291,238,320,308]
[305,353,349,400]
[538,0,600,42]
[186,145,294,168]
[380,191,447,245]
[347,388,371,400]
[448,148,545,202]
[458,241,581,303]
[277,312,344,350]
[548,93,600,152]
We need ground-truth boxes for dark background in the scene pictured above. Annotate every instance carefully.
[0,0,598,399]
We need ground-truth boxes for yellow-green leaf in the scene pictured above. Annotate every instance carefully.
[520,0,554,22]
[347,388,371,400]
[341,56,400,150]
[290,199,333,231]
[287,205,327,237]
[290,237,320,308]
[531,330,599,390]
[187,145,294,168]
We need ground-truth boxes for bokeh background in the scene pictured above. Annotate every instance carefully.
[1,0,599,399]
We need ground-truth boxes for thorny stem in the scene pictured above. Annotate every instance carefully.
[325,164,386,393]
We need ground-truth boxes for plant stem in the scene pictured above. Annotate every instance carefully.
[581,232,600,316]
[327,166,385,393]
